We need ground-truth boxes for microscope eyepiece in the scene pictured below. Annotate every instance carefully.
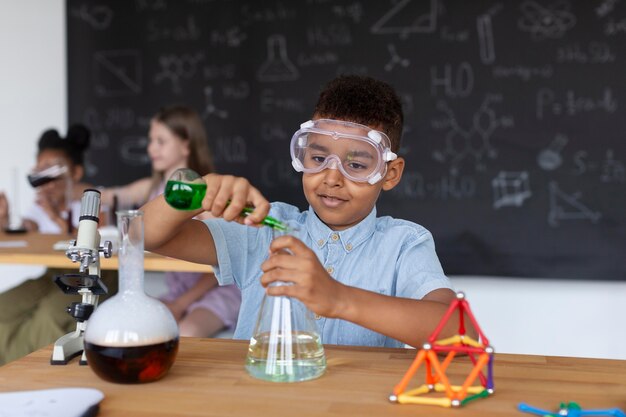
[80,189,102,221]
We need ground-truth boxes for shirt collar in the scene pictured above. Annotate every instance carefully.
[305,205,377,253]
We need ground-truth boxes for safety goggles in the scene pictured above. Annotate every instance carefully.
[290,119,397,184]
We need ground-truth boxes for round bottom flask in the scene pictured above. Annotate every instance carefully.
[245,290,326,382]
[84,210,179,384]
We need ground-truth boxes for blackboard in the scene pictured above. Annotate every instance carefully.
[67,0,626,280]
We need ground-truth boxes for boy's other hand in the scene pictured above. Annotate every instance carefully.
[260,235,346,319]
[201,174,270,226]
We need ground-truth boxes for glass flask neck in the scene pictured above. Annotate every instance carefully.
[116,210,144,294]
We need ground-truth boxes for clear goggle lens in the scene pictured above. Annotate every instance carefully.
[290,119,396,184]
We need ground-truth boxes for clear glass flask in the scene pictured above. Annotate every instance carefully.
[84,210,179,383]
[245,229,326,383]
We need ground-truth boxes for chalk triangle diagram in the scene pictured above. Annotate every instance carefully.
[548,181,601,227]
[370,0,438,36]
[390,292,494,408]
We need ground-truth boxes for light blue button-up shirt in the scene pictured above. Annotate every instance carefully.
[205,202,452,348]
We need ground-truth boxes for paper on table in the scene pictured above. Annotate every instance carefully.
[0,387,104,417]
[53,240,72,251]
[0,240,27,248]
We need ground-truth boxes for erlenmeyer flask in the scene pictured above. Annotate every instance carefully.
[84,210,179,384]
[245,229,326,382]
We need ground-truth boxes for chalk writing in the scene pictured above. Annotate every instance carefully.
[135,0,166,12]
[431,94,514,175]
[371,0,438,37]
[537,134,568,171]
[492,171,532,209]
[556,42,616,64]
[260,160,301,188]
[536,88,618,119]
[241,3,296,24]
[572,149,625,183]
[384,44,410,72]
[331,2,364,23]
[492,65,553,81]
[595,0,620,17]
[260,89,305,113]
[548,181,601,227]
[153,53,203,93]
[70,4,113,30]
[146,16,201,42]
[306,24,353,46]
[518,0,576,40]
[261,122,289,142]
[605,18,626,35]
[222,81,250,100]
[477,4,501,64]
[93,50,142,97]
[392,172,477,200]
[257,35,299,82]
[430,62,474,98]
[214,136,247,164]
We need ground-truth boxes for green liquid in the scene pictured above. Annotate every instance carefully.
[245,331,326,382]
[164,180,206,210]
[164,179,290,232]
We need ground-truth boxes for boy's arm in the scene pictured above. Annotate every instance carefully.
[142,173,270,266]
[142,194,219,265]
[261,235,474,348]
[325,286,461,348]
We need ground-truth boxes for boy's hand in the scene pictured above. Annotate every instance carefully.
[260,235,346,318]
[201,174,270,226]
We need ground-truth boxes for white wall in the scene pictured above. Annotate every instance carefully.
[0,0,66,290]
[450,277,626,360]
[1,0,624,360]
[0,0,66,223]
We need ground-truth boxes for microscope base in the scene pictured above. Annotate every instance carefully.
[50,330,87,365]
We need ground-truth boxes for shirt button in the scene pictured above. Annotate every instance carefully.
[326,266,334,274]
[346,243,353,251]
[331,233,339,241]
[317,239,324,247]
[315,314,322,320]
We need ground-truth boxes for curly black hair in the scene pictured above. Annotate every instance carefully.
[37,124,90,165]
[313,75,404,152]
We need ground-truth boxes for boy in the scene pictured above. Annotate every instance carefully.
[142,75,458,348]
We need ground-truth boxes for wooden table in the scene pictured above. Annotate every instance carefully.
[0,338,624,416]
[0,232,211,273]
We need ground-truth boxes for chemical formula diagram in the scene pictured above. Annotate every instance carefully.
[431,94,514,176]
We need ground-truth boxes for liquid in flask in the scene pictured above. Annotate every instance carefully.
[164,168,206,211]
[245,229,326,382]
[84,210,179,383]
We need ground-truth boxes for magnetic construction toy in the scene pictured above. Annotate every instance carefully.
[389,292,494,408]
[519,402,625,417]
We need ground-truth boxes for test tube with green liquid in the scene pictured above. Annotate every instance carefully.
[164,168,289,232]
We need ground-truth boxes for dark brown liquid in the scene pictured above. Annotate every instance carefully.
[84,339,179,384]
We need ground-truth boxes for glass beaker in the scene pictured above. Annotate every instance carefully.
[245,229,326,382]
[84,210,179,384]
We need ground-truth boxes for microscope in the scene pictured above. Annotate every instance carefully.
[50,189,113,365]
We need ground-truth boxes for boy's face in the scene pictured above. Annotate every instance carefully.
[299,120,404,231]
[302,167,385,231]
